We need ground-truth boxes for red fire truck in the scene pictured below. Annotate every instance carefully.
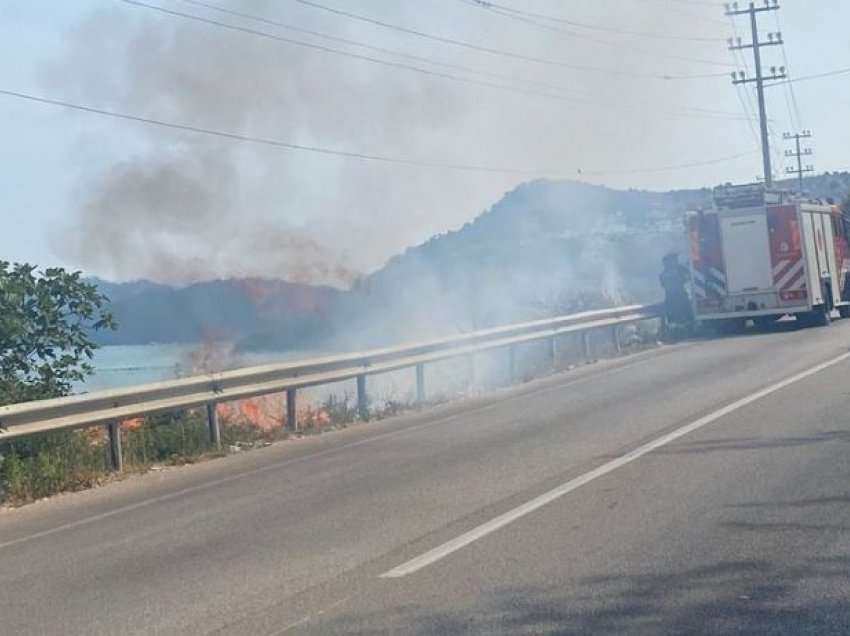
[687,184,850,329]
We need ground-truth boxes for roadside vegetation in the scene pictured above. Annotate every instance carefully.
[0,258,418,504]
[0,390,417,505]
[1,262,114,503]
[0,261,655,507]
[0,263,433,505]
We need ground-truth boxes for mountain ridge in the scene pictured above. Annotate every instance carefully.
[90,172,850,350]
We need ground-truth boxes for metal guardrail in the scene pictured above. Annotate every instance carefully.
[0,303,660,470]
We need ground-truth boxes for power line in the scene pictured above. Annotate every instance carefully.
[725,14,761,149]
[174,0,587,97]
[291,0,730,80]
[462,0,726,43]
[117,1,623,105]
[727,2,787,186]
[783,130,814,192]
[580,149,760,176]
[0,87,759,177]
[122,0,753,122]
[766,66,850,87]
[457,0,733,68]
[773,10,802,131]
[629,0,728,26]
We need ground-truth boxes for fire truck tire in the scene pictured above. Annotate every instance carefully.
[806,305,832,327]
[753,316,778,330]
[839,305,850,319]
[714,318,746,335]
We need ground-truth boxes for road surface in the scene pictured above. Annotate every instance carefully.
[3,322,850,634]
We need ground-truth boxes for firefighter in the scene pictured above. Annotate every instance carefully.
[659,252,693,338]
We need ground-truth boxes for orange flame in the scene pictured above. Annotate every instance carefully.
[216,394,284,431]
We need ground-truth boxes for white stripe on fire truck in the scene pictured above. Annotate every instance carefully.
[706,270,725,286]
[708,267,726,284]
[707,281,726,296]
[776,260,804,290]
[772,259,795,277]
[772,259,795,282]
[692,269,710,297]
[781,271,806,291]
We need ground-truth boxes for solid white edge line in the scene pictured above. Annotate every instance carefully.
[0,352,662,552]
[379,351,850,579]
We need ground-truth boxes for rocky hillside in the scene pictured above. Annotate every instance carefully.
[93,172,850,350]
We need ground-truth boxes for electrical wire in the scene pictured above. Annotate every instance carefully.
[766,66,850,87]
[461,0,726,42]
[773,10,802,131]
[725,14,762,150]
[123,0,753,122]
[291,0,731,80]
[118,1,639,101]
[627,0,728,27]
[175,0,588,97]
[0,87,760,177]
[456,0,733,68]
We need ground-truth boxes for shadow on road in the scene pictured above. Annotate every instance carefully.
[656,430,850,456]
[316,557,850,635]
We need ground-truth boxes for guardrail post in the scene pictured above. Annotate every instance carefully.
[206,402,221,450]
[357,374,368,420]
[582,331,593,360]
[612,325,622,354]
[508,345,517,384]
[106,420,123,472]
[286,388,298,432]
[416,363,426,403]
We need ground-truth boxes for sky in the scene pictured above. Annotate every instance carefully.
[2,0,849,286]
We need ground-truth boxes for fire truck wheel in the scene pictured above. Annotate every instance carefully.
[839,305,850,319]
[714,318,746,335]
[810,305,832,327]
[753,316,777,330]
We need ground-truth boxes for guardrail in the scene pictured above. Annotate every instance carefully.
[0,303,660,471]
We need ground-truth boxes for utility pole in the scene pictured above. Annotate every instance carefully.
[725,1,786,187]
[783,130,814,193]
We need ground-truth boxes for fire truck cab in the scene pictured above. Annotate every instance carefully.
[687,184,850,329]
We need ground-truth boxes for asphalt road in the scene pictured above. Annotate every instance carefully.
[3,322,850,634]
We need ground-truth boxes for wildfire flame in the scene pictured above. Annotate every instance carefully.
[116,321,335,435]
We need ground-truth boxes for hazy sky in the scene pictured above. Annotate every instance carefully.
[2,0,849,285]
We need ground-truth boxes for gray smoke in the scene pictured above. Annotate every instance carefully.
[44,0,731,287]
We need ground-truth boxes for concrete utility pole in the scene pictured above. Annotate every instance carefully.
[783,130,814,193]
[726,1,786,187]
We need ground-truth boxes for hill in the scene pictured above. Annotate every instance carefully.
[319,172,850,350]
[91,277,340,347]
[91,172,850,351]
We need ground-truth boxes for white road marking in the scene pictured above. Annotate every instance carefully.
[380,351,850,579]
[0,352,664,551]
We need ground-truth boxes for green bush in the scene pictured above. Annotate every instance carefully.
[0,411,222,504]
[122,411,211,467]
[0,430,107,502]
[1,262,115,504]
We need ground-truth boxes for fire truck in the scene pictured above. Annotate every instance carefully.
[687,184,850,329]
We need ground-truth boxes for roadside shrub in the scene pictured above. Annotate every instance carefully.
[0,430,107,503]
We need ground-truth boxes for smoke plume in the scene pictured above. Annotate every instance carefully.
[44,0,731,287]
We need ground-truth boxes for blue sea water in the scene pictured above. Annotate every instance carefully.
[79,344,303,393]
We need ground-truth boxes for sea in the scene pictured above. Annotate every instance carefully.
[78,344,306,393]
[79,341,505,405]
